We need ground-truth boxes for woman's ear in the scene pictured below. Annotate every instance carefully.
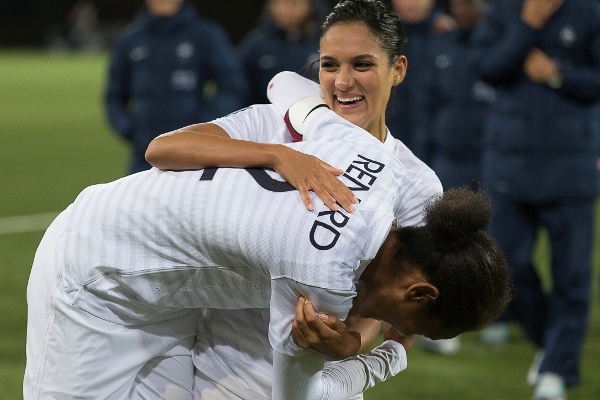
[392,55,408,86]
[404,282,439,302]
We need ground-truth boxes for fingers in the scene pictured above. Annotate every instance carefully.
[273,150,358,213]
[297,181,314,212]
[312,162,358,213]
[293,297,341,346]
[320,163,344,176]
[292,297,311,349]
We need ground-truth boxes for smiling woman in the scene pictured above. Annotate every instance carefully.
[318,1,407,142]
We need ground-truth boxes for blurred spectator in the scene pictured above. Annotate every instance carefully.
[420,0,493,191]
[66,0,102,51]
[45,0,102,52]
[236,0,326,106]
[386,0,455,163]
[104,0,248,174]
[471,1,600,399]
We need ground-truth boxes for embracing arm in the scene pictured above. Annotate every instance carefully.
[146,123,285,171]
[146,123,357,212]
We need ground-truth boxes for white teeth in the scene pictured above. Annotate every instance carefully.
[337,96,363,103]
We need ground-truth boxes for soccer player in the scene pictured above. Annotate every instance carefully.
[24,95,511,399]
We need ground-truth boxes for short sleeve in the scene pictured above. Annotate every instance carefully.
[211,104,291,143]
[269,278,356,356]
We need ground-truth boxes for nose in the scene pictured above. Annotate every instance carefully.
[335,67,355,91]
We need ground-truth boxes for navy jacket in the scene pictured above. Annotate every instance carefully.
[386,15,437,156]
[237,17,320,106]
[105,3,248,174]
[421,28,496,162]
[471,0,600,200]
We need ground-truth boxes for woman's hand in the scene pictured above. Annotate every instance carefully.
[521,0,564,30]
[291,297,361,360]
[382,323,417,352]
[272,146,358,213]
[523,48,561,84]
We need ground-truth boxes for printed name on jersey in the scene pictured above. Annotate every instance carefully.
[198,153,386,251]
[343,154,385,191]
[309,154,386,250]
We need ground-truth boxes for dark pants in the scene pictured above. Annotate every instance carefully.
[488,193,594,386]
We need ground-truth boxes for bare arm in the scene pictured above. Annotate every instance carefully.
[146,124,358,212]
[146,123,283,171]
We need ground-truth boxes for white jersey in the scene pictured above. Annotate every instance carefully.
[61,114,405,360]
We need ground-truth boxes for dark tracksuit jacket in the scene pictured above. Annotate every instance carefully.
[420,27,496,190]
[237,17,320,106]
[105,3,248,174]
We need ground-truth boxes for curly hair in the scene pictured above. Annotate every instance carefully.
[394,187,513,332]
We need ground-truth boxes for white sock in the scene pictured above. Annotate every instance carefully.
[267,71,323,116]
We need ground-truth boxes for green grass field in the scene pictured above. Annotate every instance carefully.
[0,50,598,399]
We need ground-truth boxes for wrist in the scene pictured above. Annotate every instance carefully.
[264,143,289,170]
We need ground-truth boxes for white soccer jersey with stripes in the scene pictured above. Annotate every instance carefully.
[61,106,405,359]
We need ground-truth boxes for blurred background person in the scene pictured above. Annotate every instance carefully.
[386,0,455,162]
[104,0,248,174]
[236,0,327,106]
[471,0,600,399]
[64,0,102,51]
[45,0,102,52]
[420,0,493,192]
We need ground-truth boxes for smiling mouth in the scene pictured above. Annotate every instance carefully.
[336,95,364,106]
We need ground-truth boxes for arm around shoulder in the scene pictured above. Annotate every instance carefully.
[145,123,287,171]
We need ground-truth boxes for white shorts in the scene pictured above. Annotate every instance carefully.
[24,210,204,399]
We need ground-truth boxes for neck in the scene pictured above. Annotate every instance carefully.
[368,118,387,143]
[359,228,397,286]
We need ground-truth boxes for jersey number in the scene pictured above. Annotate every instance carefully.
[200,167,295,192]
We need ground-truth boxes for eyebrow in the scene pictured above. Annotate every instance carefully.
[319,54,377,62]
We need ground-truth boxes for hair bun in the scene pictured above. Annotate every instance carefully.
[424,187,492,246]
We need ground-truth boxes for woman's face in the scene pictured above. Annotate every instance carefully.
[392,0,435,24]
[146,0,185,17]
[269,0,313,32]
[358,277,452,340]
[356,229,457,340]
[450,0,484,29]
[319,22,406,140]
